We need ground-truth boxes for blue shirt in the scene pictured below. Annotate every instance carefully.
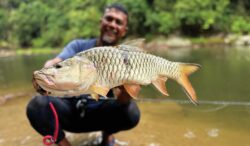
[57,38,97,60]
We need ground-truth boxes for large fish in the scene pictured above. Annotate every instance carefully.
[33,40,201,104]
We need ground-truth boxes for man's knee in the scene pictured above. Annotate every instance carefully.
[124,101,140,129]
[26,96,49,120]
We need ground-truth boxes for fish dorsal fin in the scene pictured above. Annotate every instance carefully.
[118,38,146,52]
[122,38,145,48]
[123,84,141,99]
[89,85,110,98]
[117,45,145,53]
[152,76,169,96]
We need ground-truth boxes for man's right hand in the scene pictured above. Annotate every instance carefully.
[44,57,63,68]
[115,85,141,104]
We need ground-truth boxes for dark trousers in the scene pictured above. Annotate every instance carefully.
[26,95,140,143]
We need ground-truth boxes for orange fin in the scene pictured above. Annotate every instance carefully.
[180,63,201,76]
[91,94,100,100]
[122,38,145,48]
[152,76,169,96]
[178,63,201,105]
[124,84,141,99]
[89,85,110,97]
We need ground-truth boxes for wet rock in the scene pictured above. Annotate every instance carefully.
[226,34,250,46]
[165,36,192,48]
[20,136,31,145]
[235,35,250,46]
[0,49,16,57]
[0,97,6,105]
[148,143,160,146]
[114,139,129,146]
[0,138,5,144]
[184,130,196,139]
[0,92,30,105]
[224,34,238,45]
[207,128,219,138]
[145,36,192,53]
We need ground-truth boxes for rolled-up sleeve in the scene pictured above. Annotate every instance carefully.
[56,40,82,60]
[56,39,96,60]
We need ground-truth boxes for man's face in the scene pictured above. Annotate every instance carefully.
[100,8,128,45]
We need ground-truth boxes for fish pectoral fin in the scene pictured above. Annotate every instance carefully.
[90,94,100,100]
[124,84,141,99]
[89,85,110,97]
[152,76,169,96]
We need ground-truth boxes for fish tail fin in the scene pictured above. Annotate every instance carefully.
[177,63,201,105]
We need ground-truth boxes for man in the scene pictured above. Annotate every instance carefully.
[27,3,140,146]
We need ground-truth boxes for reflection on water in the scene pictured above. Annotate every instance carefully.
[0,54,55,95]
[0,47,250,146]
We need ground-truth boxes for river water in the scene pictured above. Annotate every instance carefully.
[0,47,250,146]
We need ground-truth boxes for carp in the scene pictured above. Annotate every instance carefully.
[33,40,201,104]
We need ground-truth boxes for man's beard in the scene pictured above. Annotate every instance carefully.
[102,34,117,46]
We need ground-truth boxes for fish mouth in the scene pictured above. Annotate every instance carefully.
[32,73,81,96]
[32,71,56,95]
[32,75,50,95]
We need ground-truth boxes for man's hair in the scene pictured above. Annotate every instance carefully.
[105,3,128,16]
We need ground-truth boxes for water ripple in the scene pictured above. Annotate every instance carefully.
[139,99,250,106]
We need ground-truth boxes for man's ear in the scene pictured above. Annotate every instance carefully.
[121,27,128,37]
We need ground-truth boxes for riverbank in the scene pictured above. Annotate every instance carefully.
[1,35,250,57]
[0,47,60,57]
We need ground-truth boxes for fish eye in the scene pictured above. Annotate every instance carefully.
[54,64,62,69]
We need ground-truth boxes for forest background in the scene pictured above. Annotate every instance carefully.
[0,0,250,49]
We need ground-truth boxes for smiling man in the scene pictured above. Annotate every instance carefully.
[44,4,128,67]
[27,3,140,146]
[100,5,128,46]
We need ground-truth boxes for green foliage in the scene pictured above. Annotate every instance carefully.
[145,11,179,35]
[1,0,250,48]
[174,0,230,30]
[231,16,250,34]
[0,9,8,40]
[64,7,101,43]
[9,1,50,47]
[120,0,150,35]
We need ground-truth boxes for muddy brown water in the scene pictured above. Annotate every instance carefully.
[1,96,250,146]
[1,47,250,146]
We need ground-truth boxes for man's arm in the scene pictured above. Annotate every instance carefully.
[44,39,96,68]
[43,40,78,68]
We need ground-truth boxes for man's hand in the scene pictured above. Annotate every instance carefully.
[44,57,63,68]
[114,85,141,103]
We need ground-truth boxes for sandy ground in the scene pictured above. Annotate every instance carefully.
[0,96,250,146]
